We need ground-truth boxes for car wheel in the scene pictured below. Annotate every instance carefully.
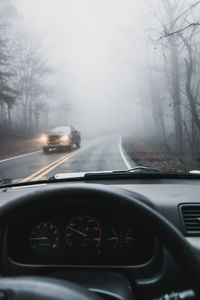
[68,145,73,152]
[43,147,49,154]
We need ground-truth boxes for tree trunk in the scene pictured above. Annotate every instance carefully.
[169,37,183,157]
[147,64,167,143]
[164,0,183,157]
[22,95,28,130]
[28,102,32,131]
[181,35,200,134]
[7,104,11,130]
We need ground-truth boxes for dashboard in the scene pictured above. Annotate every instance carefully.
[1,178,200,299]
[7,207,154,265]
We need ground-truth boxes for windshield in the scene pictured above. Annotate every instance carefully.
[50,127,71,134]
[0,0,199,184]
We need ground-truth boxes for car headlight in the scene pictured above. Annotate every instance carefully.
[41,135,47,142]
[61,135,69,141]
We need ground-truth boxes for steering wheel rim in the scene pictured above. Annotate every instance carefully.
[0,276,102,300]
[0,183,200,298]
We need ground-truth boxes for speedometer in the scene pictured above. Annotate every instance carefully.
[29,222,59,249]
[65,216,101,250]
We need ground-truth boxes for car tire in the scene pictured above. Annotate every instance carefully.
[67,144,73,152]
[43,147,49,154]
[76,142,80,149]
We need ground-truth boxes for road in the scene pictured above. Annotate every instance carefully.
[0,136,136,183]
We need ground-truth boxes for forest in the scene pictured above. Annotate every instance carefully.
[129,0,200,168]
[1,0,200,168]
[0,0,52,134]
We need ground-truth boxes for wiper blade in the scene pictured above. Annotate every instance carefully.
[48,172,85,181]
[51,166,160,181]
[112,166,160,174]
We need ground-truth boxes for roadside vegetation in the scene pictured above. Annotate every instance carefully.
[123,137,189,172]
[1,0,200,170]
[124,0,200,169]
[0,0,53,134]
[0,130,40,160]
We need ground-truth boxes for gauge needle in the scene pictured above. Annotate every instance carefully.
[68,226,87,237]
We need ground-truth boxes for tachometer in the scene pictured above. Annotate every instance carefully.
[65,216,101,249]
[29,222,59,249]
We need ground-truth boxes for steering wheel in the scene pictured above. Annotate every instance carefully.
[0,184,200,299]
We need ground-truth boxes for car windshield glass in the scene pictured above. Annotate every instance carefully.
[0,0,200,184]
[50,127,71,134]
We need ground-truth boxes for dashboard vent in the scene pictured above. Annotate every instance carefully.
[181,205,200,236]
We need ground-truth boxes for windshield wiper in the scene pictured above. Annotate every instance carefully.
[1,168,200,189]
[50,166,160,181]
[111,166,160,174]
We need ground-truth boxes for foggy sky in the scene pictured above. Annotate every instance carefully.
[16,0,156,136]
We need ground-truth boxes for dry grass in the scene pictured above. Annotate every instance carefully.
[0,132,41,160]
[123,137,189,172]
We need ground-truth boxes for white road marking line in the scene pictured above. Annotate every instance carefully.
[118,136,132,169]
[0,150,42,163]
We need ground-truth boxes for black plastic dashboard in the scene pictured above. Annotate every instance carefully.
[1,177,200,298]
[7,207,154,266]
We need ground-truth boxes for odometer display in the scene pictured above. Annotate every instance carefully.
[65,216,102,250]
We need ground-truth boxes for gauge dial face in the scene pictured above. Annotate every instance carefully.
[65,216,101,249]
[107,229,119,247]
[124,229,136,247]
[29,222,59,249]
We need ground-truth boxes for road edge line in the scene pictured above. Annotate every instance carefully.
[119,136,132,169]
[0,150,42,163]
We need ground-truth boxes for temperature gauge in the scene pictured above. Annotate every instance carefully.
[107,229,119,247]
[124,229,136,247]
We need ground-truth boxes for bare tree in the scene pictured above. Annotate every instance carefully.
[14,37,53,132]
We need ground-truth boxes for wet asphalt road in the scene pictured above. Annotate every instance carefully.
[0,136,136,182]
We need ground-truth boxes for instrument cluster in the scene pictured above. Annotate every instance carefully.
[8,210,154,266]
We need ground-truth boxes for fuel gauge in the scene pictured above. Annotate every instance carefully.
[107,229,119,247]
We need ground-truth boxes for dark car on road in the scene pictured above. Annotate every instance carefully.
[41,126,81,153]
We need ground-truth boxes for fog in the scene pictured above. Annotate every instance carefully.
[1,0,199,168]
[16,0,151,137]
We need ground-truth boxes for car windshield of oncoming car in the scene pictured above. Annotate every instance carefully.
[0,0,200,184]
[50,127,71,134]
